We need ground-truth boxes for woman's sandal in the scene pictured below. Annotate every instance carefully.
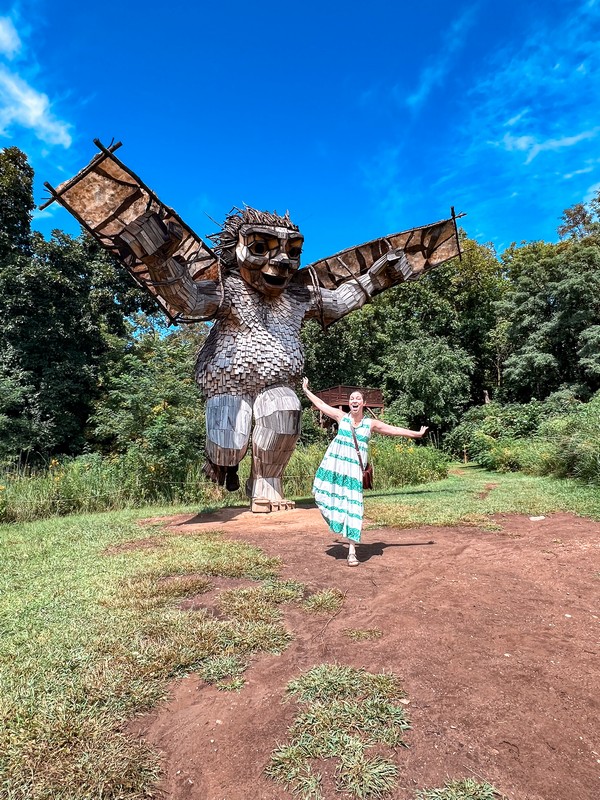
[347,553,359,567]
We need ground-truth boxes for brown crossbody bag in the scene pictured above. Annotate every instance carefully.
[351,425,373,490]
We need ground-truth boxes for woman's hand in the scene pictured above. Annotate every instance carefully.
[417,426,429,438]
[302,377,309,393]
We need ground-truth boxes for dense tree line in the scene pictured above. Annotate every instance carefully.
[0,147,159,463]
[1,145,599,466]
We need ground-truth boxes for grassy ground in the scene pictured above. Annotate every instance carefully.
[1,466,596,799]
[0,504,310,799]
[363,463,600,530]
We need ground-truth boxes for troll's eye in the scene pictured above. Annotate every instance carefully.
[288,246,302,258]
[249,240,268,256]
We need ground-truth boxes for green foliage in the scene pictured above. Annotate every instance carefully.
[558,193,600,240]
[198,654,247,684]
[0,146,33,257]
[0,148,159,465]
[302,588,345,613]
[368,438,449,487]
[498,236,600,402]
[91,327,207,485]
[534,393,600,483]
[445,391,600,485]
[378,337,473,431]
[1,438,448,523]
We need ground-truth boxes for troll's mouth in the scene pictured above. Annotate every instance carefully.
[263,274,287,287]
[263,273,287,286]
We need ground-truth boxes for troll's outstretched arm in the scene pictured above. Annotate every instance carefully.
[117,211,222,319]
[312,249,414,325]
[303,215,462,326]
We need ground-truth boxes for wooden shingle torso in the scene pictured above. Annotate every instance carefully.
[195,274,312,398]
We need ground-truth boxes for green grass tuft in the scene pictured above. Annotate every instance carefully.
[302,588,345,613]
[286,664,404,704]
[199,654,247,684]
[215,676,246,691]
[336,752,398,798]
[266,664,408,799]
[416,777,507,799]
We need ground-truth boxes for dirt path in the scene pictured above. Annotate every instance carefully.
[128,506,600,800]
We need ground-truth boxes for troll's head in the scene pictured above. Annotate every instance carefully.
[209,207,303,296]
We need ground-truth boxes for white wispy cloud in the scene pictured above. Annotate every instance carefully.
[406,6,479,110]
[0,16,20,58]
[498,128,599,164]
[0,65,72,148]
[32,202,59,221]
[467,3,600,157]
[564,166,594,179]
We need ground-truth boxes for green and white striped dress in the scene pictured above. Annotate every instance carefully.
[312,414,371,542]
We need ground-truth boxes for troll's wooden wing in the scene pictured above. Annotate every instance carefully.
[298,215,462,290]
[40,141,220,324]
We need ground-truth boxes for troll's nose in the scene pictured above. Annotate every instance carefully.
[270,252,293,269]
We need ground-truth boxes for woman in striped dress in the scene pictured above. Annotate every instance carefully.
[302,378,428,566]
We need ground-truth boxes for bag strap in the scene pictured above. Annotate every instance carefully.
[350,424,365,471]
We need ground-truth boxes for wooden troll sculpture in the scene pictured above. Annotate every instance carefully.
[41,140,462,512]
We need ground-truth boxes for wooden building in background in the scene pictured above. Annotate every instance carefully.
[313,385,384,426]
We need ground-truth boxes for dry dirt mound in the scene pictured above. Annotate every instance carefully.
[128,506,600,800]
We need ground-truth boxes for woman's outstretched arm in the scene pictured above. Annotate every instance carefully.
[370,419,428,438]
[301,378,345,424]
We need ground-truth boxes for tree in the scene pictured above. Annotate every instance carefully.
[499,237,600,401]
[90,328,206,482]
[558,202,594,240]
[0,146,33,258]
[378,337,474,431]
[0,148,158,462]
[0,346,50,465]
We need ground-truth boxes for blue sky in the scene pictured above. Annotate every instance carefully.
[1,0,599,263]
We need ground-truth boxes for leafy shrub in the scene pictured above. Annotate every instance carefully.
[445,391,600,485]
[369,438,449,488]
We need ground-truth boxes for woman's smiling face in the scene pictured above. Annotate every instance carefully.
[349,391,364,414]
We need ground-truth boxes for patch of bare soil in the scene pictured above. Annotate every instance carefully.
[478,482,499,499]
[104,535,168,555]
[128,506,600,800]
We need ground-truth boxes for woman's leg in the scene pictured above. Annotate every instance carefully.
[346,537,359,566]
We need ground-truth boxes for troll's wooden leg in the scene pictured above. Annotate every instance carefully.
[204,394,252,487]
[250,386,301,511]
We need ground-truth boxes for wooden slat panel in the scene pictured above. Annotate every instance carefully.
[48,146,220,324]
[297,217,461,290]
